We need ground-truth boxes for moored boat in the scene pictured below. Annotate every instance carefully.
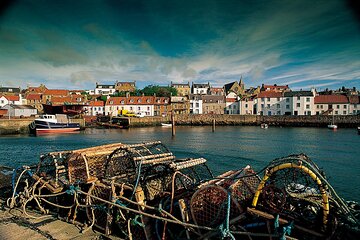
[29,114,80,134]
[161,123,172,127]
[358,126,360,135]
[260,123,268,129]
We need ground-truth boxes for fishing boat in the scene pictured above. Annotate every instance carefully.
[29,114,80,134]
[358,126,360,135]
[260,123,268,129]
[161,123,172,127]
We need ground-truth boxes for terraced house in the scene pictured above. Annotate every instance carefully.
[105,96,170,117]
[314,95,350,115]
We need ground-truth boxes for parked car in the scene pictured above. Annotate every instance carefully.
[136,112,145,118]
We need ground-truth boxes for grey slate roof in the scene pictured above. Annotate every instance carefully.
[224,82,236,94]
[9,104,36,109]
[0,87,20,93]
[284,91,313,97]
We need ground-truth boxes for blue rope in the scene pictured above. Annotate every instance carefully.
[131,159,143,197]
[218,191,236,240]
[131,215,145,227]
[65,185,79,195]
[274,214,294,240]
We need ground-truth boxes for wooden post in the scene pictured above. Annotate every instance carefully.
[212,118,215,132]
[171,111,176,136]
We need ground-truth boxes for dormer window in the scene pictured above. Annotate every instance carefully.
[110,100,113,104]
[130,99,134,103]
[146,99,150,103]
[121,100,124,104]
[138,99,141,103]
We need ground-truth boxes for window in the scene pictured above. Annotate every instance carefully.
[306,97,310,102]
[286,98,290,102]
[344,105,347,109]
[245,104,248,108]
[0,100,3,104]
[138,107,141,111]
[121,100,124,104]
[343,111,347,115]
[277,97,280,101]
[262,98,265,102]
[277,111,281,115]
[196,103,199,107]
[137,99,141,103]
[296,103,300,107]
[277,104,280,108]
[147,107,150,110]
[320,105,323,109]
[261,104,264,109]
[286,105,290,109]
[335,111,338,115]
[147,99,151,103]
[268,111,271,116]
[297,96,300,100]
[130,107,133,111]
[267,97,270,101]
[110,101,113,104]
[317,105,319,109]
[337,105,340,109]
[267,104,270,108]
[130,99,134,103]
[306,105,310,109]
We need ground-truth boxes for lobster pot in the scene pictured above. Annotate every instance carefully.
[67,143,124,184]
[231,167,260,204]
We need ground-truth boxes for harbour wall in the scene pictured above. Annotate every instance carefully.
[130,114,360,128]
[0,115,359,135]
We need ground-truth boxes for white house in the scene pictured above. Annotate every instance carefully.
[239,97,255,115]
[2,104,37,117]
[349,95,360,115]
[283,90,316,115]
[189,94,203,114]
[255,91,284,116]
[314,95,350,115]
[83,100,105,116]
[0,95,21,107]
[95,83,116,95]
[192,83,210,95]
[225,98,239,114]
[105,96,155,116]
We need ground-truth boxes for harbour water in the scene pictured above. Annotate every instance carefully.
[1,126,359,202]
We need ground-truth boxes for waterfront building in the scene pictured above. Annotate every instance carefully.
[260,84,290,93]
[105,96,156,116]
[154,97,170,116]
[115,81,136,93]
[171,96,190,115]
[2,104,37,117]
[255,91,284,116]
[192,83,210,95]
[83,100,105,116]
[349,95,360,115]
[0,95,21,107]
[42,89,69,104]
[189,94,203,114]
[95,83,116,95]
[25,94,43,113]
[314,95,349,115]
[171,82,191,97]
[225,98,239,114]
[202,95,225,114]
[239,97,255,115]
[0,87,20,95]
[283,90,316,115]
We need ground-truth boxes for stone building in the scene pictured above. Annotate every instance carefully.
[171,82,191,97]
[202,95,225,114]
[115,81,136,92]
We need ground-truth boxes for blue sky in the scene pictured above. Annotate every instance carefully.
[0,0,359,91]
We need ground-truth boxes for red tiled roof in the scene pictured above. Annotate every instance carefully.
[154,97,170,105]
[348,95,360,104]
[89,101,105,107]
[26,94,41,100]
[314,95,349,104]
[43,89,69,96]
[5,95,20,101]
[257,91,283,98]
[226,98,236,102]
[0,109,8,115]
[263,85,289,90]
[28,86,47,93]
[51,96,71,104]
